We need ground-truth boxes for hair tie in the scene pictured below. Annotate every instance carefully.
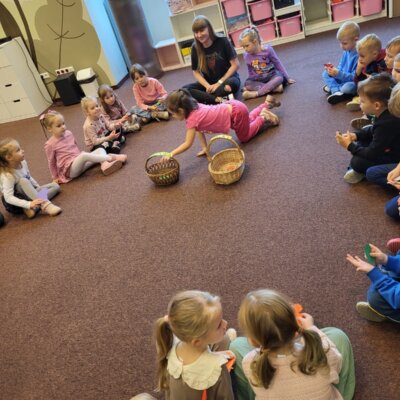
[260,346,269,355]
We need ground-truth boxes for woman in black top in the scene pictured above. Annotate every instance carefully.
[183,15,240,104]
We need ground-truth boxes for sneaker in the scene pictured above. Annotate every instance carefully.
[151,111,169,121]
[109,142,121,154]
[111,154,127,164]
[101,159,122,176]
[265,94,281,109]
[343,169,365,184]
[260,109,280,127]
[40,201,62,216]
[386,238,400,255]
[23,207,40,219]
[356,302,387,322]
[242,90,257,100]
[350,117,371,130]
[124,122,141,133]
[346,96,361,111]
[323,85,331,94]
[327,91,346,104]
[273,84,284,93]
[226,328,237,342]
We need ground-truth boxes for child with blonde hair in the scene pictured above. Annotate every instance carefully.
[239,26,295,100]
[154,290,236,399]
[42,111,126,182]
[0,138,61,219]
[384,35,400,73]
[98,84,140,133]
[129,64,169,123]
[163,89,279,159]
[323,21,359,104]
[82,96,124,154]
[230,289,355,400]
[346,33,387,111]
[392,53,400,82]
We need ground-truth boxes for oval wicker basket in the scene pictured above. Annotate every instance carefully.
[207,135,245,185]
[145,152,180,186]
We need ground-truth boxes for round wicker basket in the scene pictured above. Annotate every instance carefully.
[207,135,245,185]
[145,152,180,186]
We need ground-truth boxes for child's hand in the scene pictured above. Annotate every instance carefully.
[30,199,45,208]
[327,66,338,77]
[297,313,314,330]
[160,154,172,162]
[356,62,363,75]
[387,164,400,184]
[148,105,158,111]
[287,78,296,84]
[335,131,352,148]
[369,244,388,265]
[108,130,120,140]
[346,254,375,273]
[121,114,130,123]
[53,178,61,184]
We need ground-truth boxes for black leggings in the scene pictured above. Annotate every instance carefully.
[183,76,241,104]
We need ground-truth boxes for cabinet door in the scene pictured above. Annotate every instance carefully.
[0,100,11,121]
[4,98,35,118]
[0,81,27,102]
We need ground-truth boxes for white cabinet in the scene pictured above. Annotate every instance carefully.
[155,0,225,70]
[0,37,52,124]
[302,0,387,36]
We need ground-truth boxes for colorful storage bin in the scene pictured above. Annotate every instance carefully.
[221,0,246,18]
[257,20,276,42]
[278,14,301,37]
[249,0,273,22]
[230,26,249,48]
[331,0,354,22]
[359,0,382,16]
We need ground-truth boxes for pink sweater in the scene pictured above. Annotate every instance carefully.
[242,328,343,400]
[186,103,231,134]
[44,130,81,183]
[132,77,167,110]
[100,99,128,130]
[83,115,113,150]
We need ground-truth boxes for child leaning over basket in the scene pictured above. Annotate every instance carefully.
[129,63,169,124]
[98,84,140,133]
[162,88,280,159]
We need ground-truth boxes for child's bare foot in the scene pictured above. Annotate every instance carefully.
[196,148,207,157]
[242,90,258,100]
[265,95,281,109]
[273,84,284,93]
[215,96,224,103]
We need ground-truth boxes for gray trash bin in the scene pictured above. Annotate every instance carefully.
[77,68,99,97]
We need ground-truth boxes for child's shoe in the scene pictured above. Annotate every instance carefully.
[40,201,62,216]
[124,122,141,133]
[265,94,281,109]
[242,90,257,100]
[343,168,365,184]
[111,154,127,164]
[322,85,331,94]
[273,84,284,93]
[260,109,280,127]
[23,206,40,219]
[386,238,400,255]
[101,159,123,176]
[110,142,121,154]
[327,91,347,104]
[151,111,169,121]
[346,96,361,111]
[350,116,371,130]
[356,301,387,322]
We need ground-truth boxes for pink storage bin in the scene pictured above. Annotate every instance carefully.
[278,14,301,37]
[331,0,354,22]
[230,26,249,48]
[221,0,246,18]
[359,0,382,16]
[257,20,276,42]
[249,0,273,22]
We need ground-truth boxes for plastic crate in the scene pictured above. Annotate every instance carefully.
[331,0,354,22]
[249,0,273,22]
[278,14,301,37]
[221,0,246,18]
[257,20,276,42]
[230,26,248,48]
[359,0,382,16]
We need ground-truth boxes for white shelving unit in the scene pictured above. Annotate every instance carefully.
[303,0,387,36]
[155,0,225,70]
[0,37,52,124]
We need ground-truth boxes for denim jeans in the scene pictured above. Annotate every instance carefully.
[367,278,400,322]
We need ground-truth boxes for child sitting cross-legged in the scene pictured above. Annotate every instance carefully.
[347,241,400,323]
[335,74,400,184]
[323,21,360,104]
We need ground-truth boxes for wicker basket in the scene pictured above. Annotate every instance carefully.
[207,135,245,185]
[145,152,180,186]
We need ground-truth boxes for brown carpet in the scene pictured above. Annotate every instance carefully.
[1,17,400,400]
